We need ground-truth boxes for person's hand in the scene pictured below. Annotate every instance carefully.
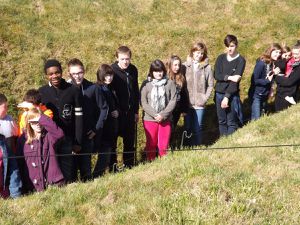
[111,110,119,118]
[273,66,281,75]
[154,114,163,123]
[17,101,35,110]
[266,71,274,81]
[72,145,81,154]
[228,75,241,83]
[221,97,229,109]
[87,130,96,139]
[135,113,139,123]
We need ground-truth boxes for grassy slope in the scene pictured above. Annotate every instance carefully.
[1,101,300,225]
[1,0,300,224]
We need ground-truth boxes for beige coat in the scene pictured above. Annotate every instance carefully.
[183,57,214,107]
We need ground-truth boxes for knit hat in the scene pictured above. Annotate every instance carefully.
[44,59,62,74]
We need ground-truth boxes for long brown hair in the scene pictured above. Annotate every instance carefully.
[166,55,185,88]
[260,43,282,64]
[25,108,42,144]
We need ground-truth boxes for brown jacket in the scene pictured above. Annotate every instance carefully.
[183,57,214,107]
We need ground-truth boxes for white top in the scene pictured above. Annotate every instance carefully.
[227,53,240,62]
[0,115,18,138]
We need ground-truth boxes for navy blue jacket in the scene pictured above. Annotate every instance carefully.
[248,59,272,99]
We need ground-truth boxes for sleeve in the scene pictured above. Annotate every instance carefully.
[39,114,64,143]
[204,65,214,102]
[133,67,140,114]
[159,81,177,120]
[252,61,271,86]
[74,87,83,145]
[275,69,300,87]
[94,86,109,131]
[224,56,246,98]
[214,55,230,82]
[140,83,157,118]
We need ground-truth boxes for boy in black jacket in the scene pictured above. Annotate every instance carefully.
[111,46,139,168]
[39,59,83,183]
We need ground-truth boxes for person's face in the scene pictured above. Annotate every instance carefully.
[104,74,114,84]
[226,42,238,56]
[292,48,300,61]
[271,49,282,61]
[282,51,292,60]
[153,70,164,80]
[171,60,181,74]
[192,50,204,62]
[69,65,84,85]
[117,53,131,70]
[29,121,43,134]
[0,102,8,119]
[46,66,62,88]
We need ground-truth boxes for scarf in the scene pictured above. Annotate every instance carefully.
[150,78,167,113]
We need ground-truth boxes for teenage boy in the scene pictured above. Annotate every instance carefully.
[111,46,139,168]
[39,59,83,183]
[67,58,95,181]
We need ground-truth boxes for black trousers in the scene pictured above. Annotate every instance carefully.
[118,110,136,168]
[275,95,292,112]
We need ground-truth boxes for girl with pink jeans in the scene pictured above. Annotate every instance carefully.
[140,59,177,161]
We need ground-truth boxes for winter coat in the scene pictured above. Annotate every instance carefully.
[20,114,64,192]
[183,57,214,107]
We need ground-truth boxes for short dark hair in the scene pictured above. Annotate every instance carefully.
[115,45,132,58]
[23,89,41,105]
[148,59,167,79]
[44,59,62,74]
[224,34,238,47]
[0,93,7,105]
[96,64,114,84]
[67,58,84,70]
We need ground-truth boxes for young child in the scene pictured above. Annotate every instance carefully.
[17,89,53,135]
[92,64,119,177]
[0,134,22,198]
[0,93,18,153]
[18,108,64,192]
[140,59,177,161]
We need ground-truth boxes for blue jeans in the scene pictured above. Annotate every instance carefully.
[251,96,267,120]
[184,108,204,146]
[215,92,242,136]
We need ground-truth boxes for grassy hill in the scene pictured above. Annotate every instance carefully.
[1,0,300,224]
[1,101,300,224]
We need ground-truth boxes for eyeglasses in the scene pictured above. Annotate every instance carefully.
[70,71,84,77]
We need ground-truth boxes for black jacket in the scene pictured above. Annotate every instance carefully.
[39,79,83,145]
[111,62,139,114]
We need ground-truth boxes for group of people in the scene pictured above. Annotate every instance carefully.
[1,34,300,198]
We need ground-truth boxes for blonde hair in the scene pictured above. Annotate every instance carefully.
[25,108,42,144]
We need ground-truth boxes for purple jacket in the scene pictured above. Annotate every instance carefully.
[22,114,64,191]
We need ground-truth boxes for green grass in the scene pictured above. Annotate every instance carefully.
[1,104,300,224]
[1,0,300,224]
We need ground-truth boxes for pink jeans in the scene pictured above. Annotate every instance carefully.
[143,120,171,161]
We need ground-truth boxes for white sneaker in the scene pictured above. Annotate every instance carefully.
[285,96,296,105]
